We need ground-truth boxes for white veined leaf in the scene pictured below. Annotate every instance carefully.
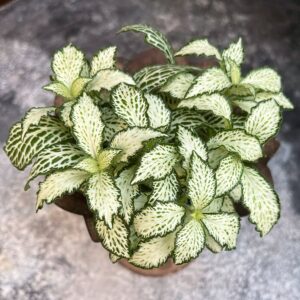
[132,145,179,184]
[134,202,185,239]
[96,216,130,258]
[116,167,139,224]
[175,39,221,60]
[215,154,243,197]
[44,82,72,99]
[174,219,205,264]
[160,72,195,99]
[202,197,224,214]
[188,153,216,210]
[120,24,175,64]
[36,169,90,210]
[59,101,74,127]
[149,172,179,204]
[80,61,90,77]
[255,92,294,110]
[52,45,85,88]
[201,111,227,131]
[21,107,56,140]
[111,127,166,163]
[186,68,231,98]
[208,146,229,169]
[90,46,116,76]
[221,195,236,213]
[202,213,240,250]
[86,172,121,228]
[232,99,257,113]
[232,115,247,130]
[225,59,241,85]
[4,117,72,170]
[144,93,171,130]
[134,193,149,212]
[26,143,84,188]
[179,93,232,121]
[129,232,176,269]
[245,100,281,144]
[229,184,243,203]
[241,68,281,93]
[177,126,208,170]
[111,83,149,127]
[87,69,135,92]
[71,93,104,158]
[70,77,91,98]
[109,253,120,263]
[222,38,244,72]
[205,228,223,253]
[74,157,99,173]
[207,129,262,162]
[241,166,280,236]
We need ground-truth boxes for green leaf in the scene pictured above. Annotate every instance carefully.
[134,193,149,212]
[52,45,85,88]
[74,157,99,173]
[174,219,205,264]
[26,143,84,188]
[255,92,294,110]
[215,154,243,197]
[44,82,72,99]
[202,197,224,214]
[70,77,91,98]
[149,172,179,204]
[221,195,236,213]
[186,68,231,98]
[86,172,121,228]
[160,72,195,99]
[232,99,257,113]
[111,83,149,127]
[116,167,139,224]
[241,166,280,236]
[228,84,256,97]
[120,24,175,64]
[87,70,135,92]
[175,39,221,60]
[134,201,185,239]
[179,93,232,121]
[222,38,244,71]
[229,184,243,203]
[90,46,116,76]
[227,59,241,84]
[129,232,176,269]
[96,216,130,258]
[71,93,104,158]
[145,93,171,130]
[208,146,229,169]
[188,153,216,210]
[132,145,179,184]
[232,115,247,129]
[4,117,72,170]
[177,126,208,170]
[207,129,263,162]
[36,169,90,210]
[21,107,56,140]
[111,127,166,163]
[202,213,240,250]
[241,68,281,93]
[245,100,281,144]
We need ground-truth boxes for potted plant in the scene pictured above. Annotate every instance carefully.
[4,24,293,276]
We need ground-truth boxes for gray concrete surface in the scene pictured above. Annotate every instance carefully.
[0,1,299,299]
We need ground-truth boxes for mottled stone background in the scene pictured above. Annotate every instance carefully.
[0,1,299,299]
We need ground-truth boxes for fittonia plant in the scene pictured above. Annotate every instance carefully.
[4,24,293,268]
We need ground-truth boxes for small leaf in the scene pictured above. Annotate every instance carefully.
[70,77,91,98]
[132,145,179,184]
[73,157,99,174]
[207,129,262,162]
[111,83,149,127]
[134,193,149,212]
[232,115,247,129]
[59,102,74,127]
[241,166,280,236]
[221,195,236,213]
[134,202,185,239]
[232,99,257,113]
[186,68,231,98]
[208,146,229,169]
[255,92,294,110]
[91,46,116,76]
[202,197,224,214]
[205,228,223,253]
[229,184,243,203]
[222,38,244,70]
[43,82,72,99]
[245,100,281,144]
[120,24,175,64]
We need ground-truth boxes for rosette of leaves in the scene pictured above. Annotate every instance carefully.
[4,24,293,269]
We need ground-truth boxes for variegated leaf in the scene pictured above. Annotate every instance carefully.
[111,83,148,127]
[245,100,281,144]
[186,68,231,98]
[36,169,90,210]
[229,184,243,203]
[241,166,280,236]
[179,93,232,121]
[202,197,224,213]
[134,202,185,238]
[255,92,294,110]
[232,99,257,113]
[188,153,216,210]
[96,216,130,258]
[241,68,281,93]
[175,39,221,60]
[91,46,116,76]
[129,232,176,268]
[208,146,229,169]
[144,94,171,130]
[205,228,223,253]
[59,101,74,127]
[44,82,72,99]
[174,219,205,264]
[227,59,241,84]
[134,193,149,212]
[86,172,120,228]
[120,24,175,64]
[207,130,262,162]
[132,145,179,184]
[70,77,91,98]
[71,93,104,158]
[228,84,256,97]
[109,253,120,263]
[222,38,243,72]
[202,213,240,250]
[232,115,247,129]
[221,195,236,213]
